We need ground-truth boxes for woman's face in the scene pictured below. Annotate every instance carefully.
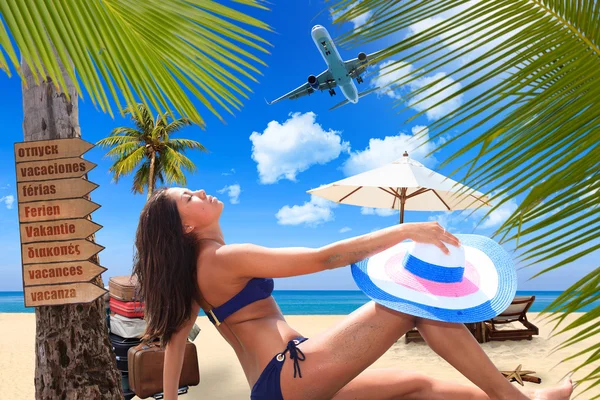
[168,187,224,233]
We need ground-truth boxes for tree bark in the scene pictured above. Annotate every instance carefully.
[147,149,156,200]
[22,57,124,399]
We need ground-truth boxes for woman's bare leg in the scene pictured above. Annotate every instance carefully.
[415,318,573,400]
[279,301,572,400]
[415,318,527,400]
[333,369,490,400]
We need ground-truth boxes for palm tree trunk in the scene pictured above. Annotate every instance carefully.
[22,57,123,399]
[147,150,156,200]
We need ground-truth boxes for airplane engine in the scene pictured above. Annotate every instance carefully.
[307,75,319,90]
[358,52,367,62]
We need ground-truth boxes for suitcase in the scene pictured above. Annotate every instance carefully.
[110,333,142,360]
[128,340,199,399]
[110,313,147,339]
[110,297,145,318]
[109,275,139,302]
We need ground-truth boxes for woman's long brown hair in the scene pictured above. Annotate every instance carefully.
[132,187,199,347]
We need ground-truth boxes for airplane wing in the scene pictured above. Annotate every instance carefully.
[345,50,385,79]
[329,87,380,111]
[266,70,336,105]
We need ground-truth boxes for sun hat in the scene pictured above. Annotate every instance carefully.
[351,234,517,323]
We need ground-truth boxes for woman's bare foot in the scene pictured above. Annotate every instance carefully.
[527,377,574,400]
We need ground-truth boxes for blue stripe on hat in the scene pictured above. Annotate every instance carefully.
[403,253,464,283]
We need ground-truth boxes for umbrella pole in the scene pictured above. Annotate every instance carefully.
[399,187,406,224]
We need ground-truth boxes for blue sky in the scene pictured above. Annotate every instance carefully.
[0,1,595,291]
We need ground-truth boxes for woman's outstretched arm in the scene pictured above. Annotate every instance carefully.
[212,222,459,279]
[163,301,200,400]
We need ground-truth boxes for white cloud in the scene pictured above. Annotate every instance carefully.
[426,193,518,231]
[250,112,350,184]
[409,72,464,120]
[276,194,337,227]
[406,2,523,68]
[341,125,438,176]
[479,198,518,229]
[361,207,396,217]
[428,212,454,231]
[217,184,241,204]
[0,195,15,209]
[372,61,463,120]
[339,227,352,233]
[372,60,414,99]
[221,168,236,176]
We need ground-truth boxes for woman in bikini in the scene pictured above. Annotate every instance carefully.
[133,187,574,400]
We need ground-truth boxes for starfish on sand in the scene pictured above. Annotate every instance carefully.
[501,364,537,386]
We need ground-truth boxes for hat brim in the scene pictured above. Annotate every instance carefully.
[351,234,517,323]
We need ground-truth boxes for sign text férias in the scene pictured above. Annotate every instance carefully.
[17,178,98,202]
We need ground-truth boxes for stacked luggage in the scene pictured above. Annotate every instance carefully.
[108,275,144,400]
[106,275,199,399]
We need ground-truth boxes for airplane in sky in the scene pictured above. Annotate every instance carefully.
[266,25,382,111]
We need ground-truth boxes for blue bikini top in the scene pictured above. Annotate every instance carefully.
[205,278,274,326]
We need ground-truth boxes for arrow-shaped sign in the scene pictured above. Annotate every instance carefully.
[22,239,104,264]
[24,282,107,307]
[17,178,98,203]
[23,261,107,286]
[19,198,100,223]
[20,219,102,243]
[16,158,96,183]
[15,138,94,163]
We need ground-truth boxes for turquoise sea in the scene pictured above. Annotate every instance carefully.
[1,290,597,314]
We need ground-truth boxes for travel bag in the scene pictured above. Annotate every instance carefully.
[109,275,139,302]
[110,333,142,360]
[110,297,145,318]
[110,313,147,339]
[128,340,200,399]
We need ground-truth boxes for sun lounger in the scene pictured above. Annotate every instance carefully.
[483,295,539,342]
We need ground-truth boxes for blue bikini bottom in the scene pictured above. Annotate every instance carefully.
[250,337,308,400]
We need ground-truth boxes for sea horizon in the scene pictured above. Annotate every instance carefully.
[2,290,597,314]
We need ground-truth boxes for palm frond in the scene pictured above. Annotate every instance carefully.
[165,139,208,153]
[108,146,146,182]
[131,161,150,194]
[96,135,139,148]
[331,0,600,394]
[104,141,143,160]
[165,118,192,135]
[0,0,271,127]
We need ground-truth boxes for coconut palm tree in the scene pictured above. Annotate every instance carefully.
[97,104,207,199]
[330,0,599,396]
[1,1,269,398]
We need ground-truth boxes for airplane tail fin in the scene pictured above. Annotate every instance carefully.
[329,87,380,111]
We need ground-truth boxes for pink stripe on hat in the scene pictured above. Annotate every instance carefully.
[384,251,480,297]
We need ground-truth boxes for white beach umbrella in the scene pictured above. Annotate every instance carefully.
[307,151,491,223]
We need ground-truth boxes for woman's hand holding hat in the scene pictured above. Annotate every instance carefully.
[400,222,460,255]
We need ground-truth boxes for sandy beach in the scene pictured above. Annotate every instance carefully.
[1,312,598,399]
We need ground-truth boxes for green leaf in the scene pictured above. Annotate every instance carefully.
[0,0,271,127]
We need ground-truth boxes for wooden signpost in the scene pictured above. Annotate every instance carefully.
[14,138,107,307]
